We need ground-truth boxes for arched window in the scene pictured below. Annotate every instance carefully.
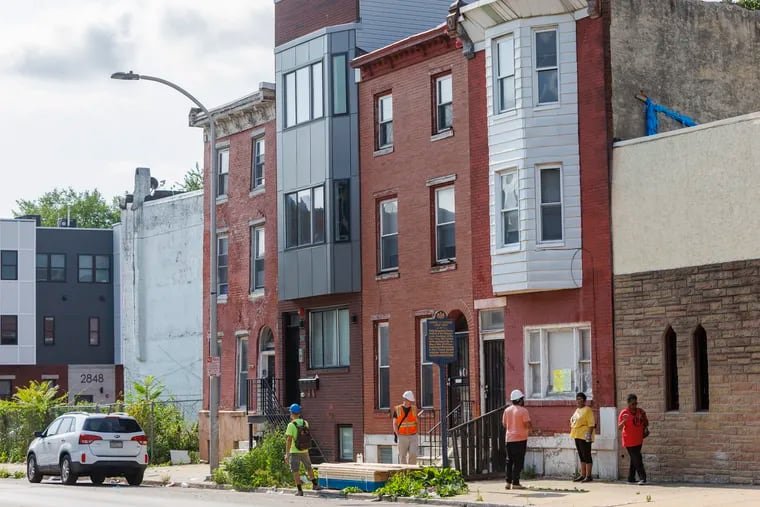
[664,326,679,411]
[693,325,709,412]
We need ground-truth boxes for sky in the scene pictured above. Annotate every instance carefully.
[0,0,274,218]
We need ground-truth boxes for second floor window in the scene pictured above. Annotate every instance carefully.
[88,317,100,346]
[435,186,456,262]
[36,253,66,282]
[539,167,563,242]
[1,315,18,345]
[435,74,453,132]
[332,54,348,115]
[379,199,398,272]
[236,337,248,410]
[285,62,324,128]
[252,138,265,189]
[334,180,351,242]
[377,94,393,149]
[499,171,519,246]
[535,29,559,104]
[1,250,17,280]
[217,237,228,296]
[310,308,350,368]
[496,35,515,112]
[0,379,11,400]
[218,148,229,197]
[78,255,110,283]
[43,316,55,345]
[250,226,265,291]
[285,186,325,249]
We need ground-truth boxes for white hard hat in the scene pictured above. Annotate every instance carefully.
[402,390,415,402]
[510,389,524,401]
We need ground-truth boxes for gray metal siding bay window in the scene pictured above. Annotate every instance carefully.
[285,186,325,249]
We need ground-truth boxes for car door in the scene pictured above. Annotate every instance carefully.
[38,418,63,468]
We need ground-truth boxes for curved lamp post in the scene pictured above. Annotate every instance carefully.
[111,71,220,472]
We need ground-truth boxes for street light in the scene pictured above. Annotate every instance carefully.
[111,70,221,472]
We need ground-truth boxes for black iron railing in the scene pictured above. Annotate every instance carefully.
[418,401,474,464]
[247,377,289,429]
[450,404,507,479]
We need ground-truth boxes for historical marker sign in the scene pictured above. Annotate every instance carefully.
[425,310,456,364]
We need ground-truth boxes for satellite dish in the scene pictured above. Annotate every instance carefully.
[150,177,159,190]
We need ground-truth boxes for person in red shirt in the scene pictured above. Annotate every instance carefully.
[502,389,531,490]
[617,393,649,485]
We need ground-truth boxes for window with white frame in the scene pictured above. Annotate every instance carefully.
[237,336,248,409]
[419,319,434,408]
[539,167,562,242]
[495,35,515,112]
[379,199,398,272]
[310,308,350,368]
[338,425,353,461]
[435,74,453,132]
[435,186,456,262]
[285,186,325,248]
[250,226,264,292]
[526,326,591,399]
[285,61,324,128]
[534,29,559,105]
[499,171,519,246]
[217,236,229,296]
[377,322,390,409]
[217,148,229,197]
[252,137,265,189]
[377,94,393,149]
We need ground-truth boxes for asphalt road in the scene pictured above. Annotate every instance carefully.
[0,480,376,507]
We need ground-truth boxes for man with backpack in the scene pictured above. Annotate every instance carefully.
[284,403,323,495]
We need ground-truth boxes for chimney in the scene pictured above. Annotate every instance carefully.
[131,167,152,210]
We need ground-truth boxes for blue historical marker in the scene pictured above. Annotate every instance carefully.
[425,310,456,468]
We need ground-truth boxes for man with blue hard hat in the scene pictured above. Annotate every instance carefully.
[284,403,323,495]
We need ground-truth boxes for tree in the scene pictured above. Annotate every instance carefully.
[175,163,203,191]
[13,187,120,229]
[723,0,760,9]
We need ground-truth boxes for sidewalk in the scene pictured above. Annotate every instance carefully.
[3,462,760,506]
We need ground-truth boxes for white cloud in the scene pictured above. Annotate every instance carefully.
[0,0,274,218]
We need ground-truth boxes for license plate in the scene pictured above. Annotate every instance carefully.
[110,441,123,448]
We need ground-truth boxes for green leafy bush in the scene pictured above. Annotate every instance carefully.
[221,431,293,491]
[375,467,468,498]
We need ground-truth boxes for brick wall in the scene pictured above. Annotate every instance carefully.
[275,0,358,46]
[614,259,760,485]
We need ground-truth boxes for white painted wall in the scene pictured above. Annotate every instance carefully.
[612,112,760,275]
[483,14,583,294]
[0,219,36,365]
[119,189,203,400]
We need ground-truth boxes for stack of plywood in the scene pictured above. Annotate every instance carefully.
[315,462,421,492]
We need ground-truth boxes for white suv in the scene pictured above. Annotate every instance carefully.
[26,412,149,486]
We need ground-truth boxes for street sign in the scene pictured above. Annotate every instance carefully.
[425,309,456,364]
[207,356,221,377]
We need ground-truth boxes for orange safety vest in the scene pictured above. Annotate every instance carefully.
[395,404,418,435]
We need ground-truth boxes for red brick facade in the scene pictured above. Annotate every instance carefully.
[275,0,359,47]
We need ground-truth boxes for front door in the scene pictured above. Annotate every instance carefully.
[483,339,505,413]
[283,312,301,407]
[447,315,471,426]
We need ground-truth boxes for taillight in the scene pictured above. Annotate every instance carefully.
[79,433,102,445]
[131,435,148,445]
[81,453,86,463]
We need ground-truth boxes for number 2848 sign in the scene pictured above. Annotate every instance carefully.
[80,373,105,384]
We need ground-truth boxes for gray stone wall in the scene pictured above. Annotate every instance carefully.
[614,259,760,484]
[611,0,760,140]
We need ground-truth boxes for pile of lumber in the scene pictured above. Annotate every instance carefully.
[315,462,421,492]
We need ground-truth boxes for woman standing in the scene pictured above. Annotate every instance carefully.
[570,392,595,483]
[618,393,649,485]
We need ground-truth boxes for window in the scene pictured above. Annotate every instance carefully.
[237,337,248,410]
[252,138,265,189]
[338,425,353,461]
[539,167,562,242]
[378,446,393,464]
[435,74,453,132]
[88,317,100,346]
[525,326,592,399]
[218,148,229,197]
[535,29,559,104]
[1,250,18,280]
[285,186,325,248]
[499,171,519,246]
[377,322,390,409]
[217,237,228,296]
[693,325,709,412]
[43,317,55,346]
[435,186,456,262]
[334,180,351,242]
[379,199,398,272]
[377,94,393,149]
[1,316,18,345]
[250,226,265,292]
[310,308,350,368]
[78,255,110,283]
[664,326,679,411]
[36,254,66,282]
[332,54,348,115]
[495,35,515,112]
[0,380,12,400]
[419,319,434,408]
[285,61,324,127]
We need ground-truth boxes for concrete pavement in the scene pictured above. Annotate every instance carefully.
[2,462,760,506]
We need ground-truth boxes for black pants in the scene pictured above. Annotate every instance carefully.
[506,440,527,485]
[574,438,593,464]
[626,445,646,482]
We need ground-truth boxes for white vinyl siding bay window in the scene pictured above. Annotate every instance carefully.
[539,167,563,242]
[534,29,559,105]
[310,308,350,368]
[526,325,591,399]
[499,171,519,246]
[495,35,515,113]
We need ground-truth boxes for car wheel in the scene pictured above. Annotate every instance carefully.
[126,470,144,486]
[60,455,78,485]
[90,473,105,485]
[27,454,43,483]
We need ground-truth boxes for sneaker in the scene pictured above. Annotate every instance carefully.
[511,483,525,490]
[581,476,593,483]
[573,476,585,482]
[638,479,647,485]
[504,482,511,490]
[295,490,304,496]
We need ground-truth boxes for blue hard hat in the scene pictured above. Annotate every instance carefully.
[289,403,302,414]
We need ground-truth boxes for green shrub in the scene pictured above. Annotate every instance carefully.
[0,469,10,478]
[222,431,293,491]
[375,467,468,498]
[211,464,230,485]
[12,471,24,479]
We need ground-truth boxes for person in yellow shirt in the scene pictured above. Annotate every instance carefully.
[569,392,595,483]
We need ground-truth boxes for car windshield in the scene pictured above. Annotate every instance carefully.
[82,417,142,433]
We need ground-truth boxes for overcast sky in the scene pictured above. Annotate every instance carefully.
[0,0,274,218]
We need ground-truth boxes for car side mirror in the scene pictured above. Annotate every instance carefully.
[34,431,43,438]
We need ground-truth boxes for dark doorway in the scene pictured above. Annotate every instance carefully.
[483,339,505,413]
[283,312,301,406]
[447,313,470,426]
